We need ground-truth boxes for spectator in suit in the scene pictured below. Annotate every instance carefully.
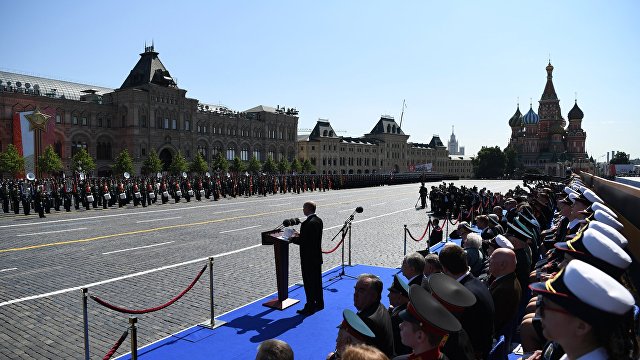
[291,201,324,315]
[401,252,425,287]
[438,244,495,359]
[463,233,485,277]
[354,274,395,358]
[387,275,412,357]
[256,339,293,360]
[487,248,522,336]
[427,218,443,248]
[422,254,442,280]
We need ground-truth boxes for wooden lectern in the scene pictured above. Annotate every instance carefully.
[261,229,300,310]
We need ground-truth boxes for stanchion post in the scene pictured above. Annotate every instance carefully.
[403,225,407,256]
[348,222,352,266]
[82,288,90,360]
[445,210,450,243]
[129,316,137,360]
[202,257,226,329]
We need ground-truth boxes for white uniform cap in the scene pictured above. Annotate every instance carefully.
[568,193,579,203]
[563,260,634,316]
[580,229,631,270]
[493,234,514,250]
[593,209,623,231]
[582,189,603,204]
[587,221,627,248]
[590,202,617,219]
[563,186,578,196]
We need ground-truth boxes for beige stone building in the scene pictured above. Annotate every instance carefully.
[298,117,474,178]
[0,46,298,176]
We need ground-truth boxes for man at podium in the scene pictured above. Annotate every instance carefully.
[290,201,324,315]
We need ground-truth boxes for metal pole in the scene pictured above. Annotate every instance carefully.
[129,316,138,360]
[209,257,214,328]
[82,288,90,360]
[403,225,407,256]
[445,211,450,243]
[348,222,352,266]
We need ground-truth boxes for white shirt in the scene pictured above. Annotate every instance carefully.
[559,347,608,360]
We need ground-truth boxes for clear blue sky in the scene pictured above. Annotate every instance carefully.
[2,1,638,161]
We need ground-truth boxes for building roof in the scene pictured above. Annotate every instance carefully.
[568,101,584,120]
[449,155,474,161]
[245,105,277,113]
[522,106,540,125]
[368,115,405,135]
[309,120,339,140]
[120,45,177,89]
[341,136,376,145]
[509,105,523,127]
[428,135,445,148]
[541,62,559,101]
[0,70,114,102]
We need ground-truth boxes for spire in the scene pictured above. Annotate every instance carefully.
[541,61,558,100]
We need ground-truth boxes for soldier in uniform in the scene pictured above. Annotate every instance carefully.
[419,183,428,209]
[1,181,9,213]
[34,184,46,218]
[11,182,20,214]
[21,181,32,215]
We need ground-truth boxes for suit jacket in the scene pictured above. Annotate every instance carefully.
[358,302,395,357]
[459,273,495,357]
[298,214,323,265]
[489,272,522,334]
[390,304,412,356]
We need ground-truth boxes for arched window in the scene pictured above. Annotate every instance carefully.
[386,124,391,133]
[323,130,328,137]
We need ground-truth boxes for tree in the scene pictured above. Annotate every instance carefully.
[37,145,63,176]
[472,146,506,179]
[247,155,262,174]
[503,147,519,178]
[301,159,315,174]
[72,148,96,173]
[610,151,630,165]
[190,152,209,174]
[169,150,189,175]
[262,156,277,174]
[0,144,25,177]
[290,158,302,174]
[112,149,134,176]
[141,149,163,175]
[211,152,229,174]
[229,156,246,174]
[277,158,290,174]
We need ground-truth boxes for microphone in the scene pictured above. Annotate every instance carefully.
[282,218,301,227]
[355,206,364,213]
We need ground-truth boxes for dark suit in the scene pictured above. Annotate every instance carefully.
[459,273,495,358]
[358,302,395,358]
[296,214,324,309]
[489,272,522,336]
[389,304,412,356]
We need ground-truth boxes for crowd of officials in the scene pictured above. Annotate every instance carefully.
[256,173,639,360]
[0,172,441,219]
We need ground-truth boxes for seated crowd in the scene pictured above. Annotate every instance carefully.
[258,174,639,360]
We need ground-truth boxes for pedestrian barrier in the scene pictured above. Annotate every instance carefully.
[403,216,449,256]
[80,260,219,360]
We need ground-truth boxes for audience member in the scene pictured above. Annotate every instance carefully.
[427,218,443,248]
[354,274,395,357]
[422,254,442,279]
[327,309,376,360]
[463,232,485,277]
[341,344,389,360]
[256,339,294,360]
[401,252,425,287]
[386,274,411,357]
[487,248,522,335]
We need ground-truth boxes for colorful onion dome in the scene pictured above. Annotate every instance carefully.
[522,105,540,125]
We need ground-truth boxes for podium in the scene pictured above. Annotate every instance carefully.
[261,229,300,310]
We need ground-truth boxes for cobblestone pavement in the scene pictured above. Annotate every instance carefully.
[0,180,521,359]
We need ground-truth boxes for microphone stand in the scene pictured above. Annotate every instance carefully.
[329,211,358,281]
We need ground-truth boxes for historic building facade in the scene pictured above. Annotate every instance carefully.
[0,46,298,176]
[507,63,588,175]
[447,126,465,155]
[298,116,474,178]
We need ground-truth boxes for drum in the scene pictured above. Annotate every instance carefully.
[162,191,169,198]
[188,190,194,196]
[86,195,94,203]
[104,193,111,201]
[199,190,206,197]
[175,190,182,197]
[119,193,127,200]
[149,193,156,199]
[134,192,141,199]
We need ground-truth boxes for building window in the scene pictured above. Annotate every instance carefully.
[54,141,62,157]
[55,115,61,124]
[97,142,112,160]
[140,115,147,128]
[121,115,125,128]
[71,141,88,157]
[240,147,249,161]
[164,118,169,129]
[107,118,111,128]
[226,148,235,160]
[268,151,275,160]
[184,120,190,131]
[172,119,177,130]
[73,116,78,125]
[98,117,103,127]
[82,117,87,126]
[253,149,261,161]
[141,147,146,156]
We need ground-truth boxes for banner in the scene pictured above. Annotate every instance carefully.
[414,163,433,172]
[12,109,57,176]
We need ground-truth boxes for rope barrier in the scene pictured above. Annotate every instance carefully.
[102,329,129,360]
[322,237,345,254]
[90,264,207,314]
[449,212,461,226]
[406,222,431,242]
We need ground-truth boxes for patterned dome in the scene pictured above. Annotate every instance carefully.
[568,101,584,120]
[522,106,540,125]
[509,106,522,127]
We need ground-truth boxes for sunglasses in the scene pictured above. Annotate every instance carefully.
[536,295,571,317]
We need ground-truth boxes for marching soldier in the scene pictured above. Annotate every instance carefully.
[21,182,32,216]
[1,181,9,213]
[173,180,181,203]
[34,184,46,218]
[101,181,110,209]
[11,182,20,214]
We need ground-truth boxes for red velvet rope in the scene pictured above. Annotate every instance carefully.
[90,264,207,314]
[322,236,345,254]
[406,222,431,242]
[102,329,129,360]
[449,213,461,226]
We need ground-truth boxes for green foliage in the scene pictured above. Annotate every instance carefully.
[262,156,277,174]
[610,151,630,165]
[503,147,519,178]
[112,148,134,176]
[141,149,163,175]
[37,145,63,176]
[190,152,209,174]
[277,157,290,174]
[72,148,96,173]
[0,144,25,177]
[301,159,315,174]
[472,146,506,179]
[229,156,246,173]
[247,155,262,174]
[290,158,302,174]
[169,150,189,175]
[211,152,229,173]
